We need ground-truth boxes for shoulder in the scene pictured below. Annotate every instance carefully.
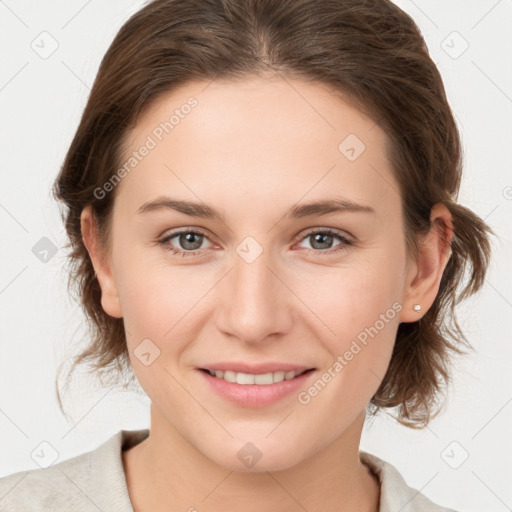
[0,429,149,512]
[0,448,95,512]
[359,451,460,512]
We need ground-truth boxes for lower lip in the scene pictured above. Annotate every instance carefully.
[197,369,316,408]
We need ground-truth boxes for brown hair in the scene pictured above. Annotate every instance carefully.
[53,0,494,428]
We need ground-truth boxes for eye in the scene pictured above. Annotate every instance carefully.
[157,229,213,257]
[294,228,353,255]
[157,227,353,258]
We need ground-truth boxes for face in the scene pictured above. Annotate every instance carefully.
[90,76,416,472]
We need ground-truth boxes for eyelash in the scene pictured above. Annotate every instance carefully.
[156,227,353,258]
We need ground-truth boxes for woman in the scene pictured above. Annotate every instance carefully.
[0,0,493,510]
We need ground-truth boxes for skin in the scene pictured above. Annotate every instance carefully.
[81,75,453,512]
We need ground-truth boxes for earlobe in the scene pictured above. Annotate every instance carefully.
[399,203,454,323]
[80,206,123,319]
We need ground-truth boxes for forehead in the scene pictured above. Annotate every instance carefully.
[115,76,401,221]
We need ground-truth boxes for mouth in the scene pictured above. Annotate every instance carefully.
[197,365,317,407]
[196,361,318,407]
[199,367,315,385]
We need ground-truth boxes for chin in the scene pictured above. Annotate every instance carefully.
[201,437,308,473]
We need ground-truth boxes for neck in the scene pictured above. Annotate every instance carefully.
[123,407,380,512]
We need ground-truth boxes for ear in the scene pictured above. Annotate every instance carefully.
[399,203,453,323]
[80,205,123,319]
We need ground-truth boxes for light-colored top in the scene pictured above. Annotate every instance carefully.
[0,429,458,511]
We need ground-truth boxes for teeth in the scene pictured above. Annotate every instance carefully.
[206,369,306,385]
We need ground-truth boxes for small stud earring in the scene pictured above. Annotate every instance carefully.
[413,304,421,312]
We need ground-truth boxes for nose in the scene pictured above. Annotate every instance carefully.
[214,247,294,345]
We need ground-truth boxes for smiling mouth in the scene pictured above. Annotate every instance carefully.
[199,368,315,385]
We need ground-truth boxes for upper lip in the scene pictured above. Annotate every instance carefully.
[199,362,315,374]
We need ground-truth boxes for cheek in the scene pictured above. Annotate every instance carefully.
[115,260,206,397]
[290,249,404,395]
[290,249,405,339]
[112,240,204,346]
[294,267,401,425]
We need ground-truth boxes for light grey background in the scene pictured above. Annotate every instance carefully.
[1,1,511,510]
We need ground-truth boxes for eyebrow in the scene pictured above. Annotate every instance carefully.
[136,196,375,221]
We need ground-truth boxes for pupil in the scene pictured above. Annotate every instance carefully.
[313,233,332,249]
[182,232,202,250]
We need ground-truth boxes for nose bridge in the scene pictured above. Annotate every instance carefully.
[216,241,292,342]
